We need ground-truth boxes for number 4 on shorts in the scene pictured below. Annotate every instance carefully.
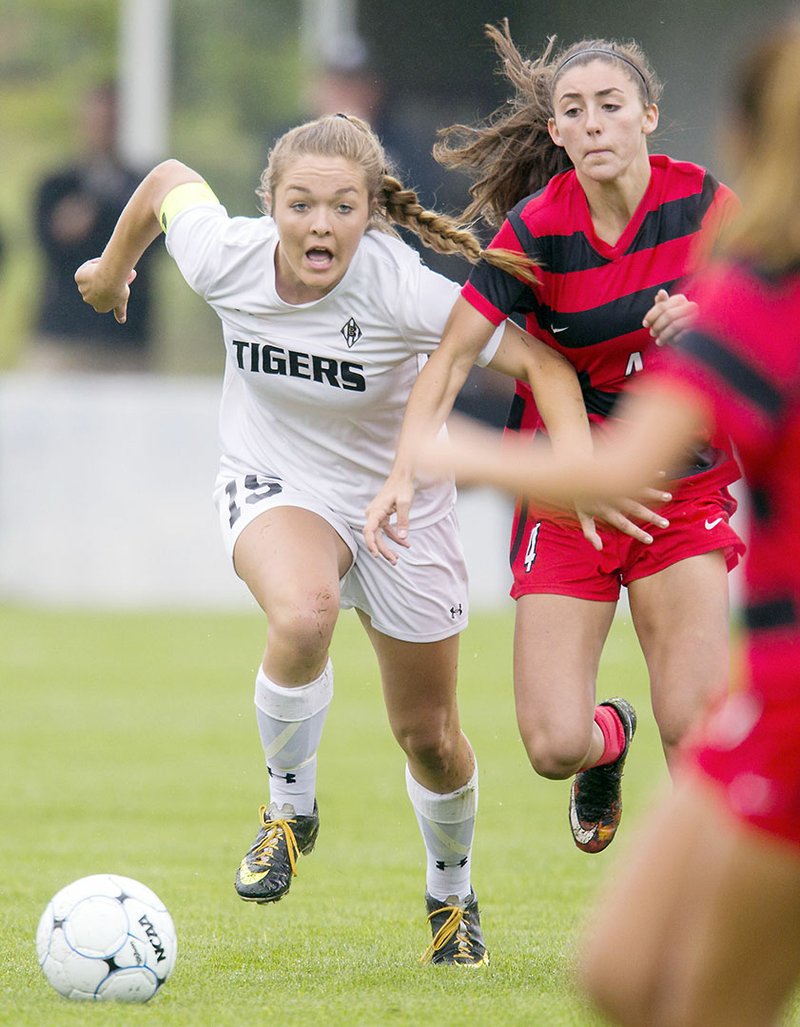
[524,521,542,573]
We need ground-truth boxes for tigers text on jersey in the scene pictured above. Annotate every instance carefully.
[462,154,739,496]
[163,194,501,529]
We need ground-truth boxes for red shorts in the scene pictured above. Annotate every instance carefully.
[688,634,800,848]
[509,486,745,601]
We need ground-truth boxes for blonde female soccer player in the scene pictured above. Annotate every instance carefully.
[74,112,607,964]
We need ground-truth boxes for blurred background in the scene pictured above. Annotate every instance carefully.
[0,0,789,372]
[0,0,782,607]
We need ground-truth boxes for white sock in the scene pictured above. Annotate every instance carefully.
[405,762,478,903]
[254,661,333,816]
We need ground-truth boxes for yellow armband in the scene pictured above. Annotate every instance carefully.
[159,181,220,232]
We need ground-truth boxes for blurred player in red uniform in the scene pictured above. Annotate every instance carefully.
[366,22,744,856]
[421,19,800,1024]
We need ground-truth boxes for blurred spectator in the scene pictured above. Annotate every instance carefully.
[305,34,430,201]
[303,35,513,428]
[24,82,157,373]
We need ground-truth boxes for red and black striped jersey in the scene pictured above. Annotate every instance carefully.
[463,154,740,493]
[655,261,800,626]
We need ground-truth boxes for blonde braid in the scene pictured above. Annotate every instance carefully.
[380,174,540,285]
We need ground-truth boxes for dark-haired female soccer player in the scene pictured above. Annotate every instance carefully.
[366,22,743,857]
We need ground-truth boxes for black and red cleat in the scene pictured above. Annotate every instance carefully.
[569,698,637,853]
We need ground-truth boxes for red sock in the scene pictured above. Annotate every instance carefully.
[590,704,626,768]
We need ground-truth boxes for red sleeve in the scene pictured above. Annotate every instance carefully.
[683,183,741,292]
[460,214,536,323]
[460,280,508,326]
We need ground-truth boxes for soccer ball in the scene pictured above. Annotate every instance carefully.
[36,874,177,1002]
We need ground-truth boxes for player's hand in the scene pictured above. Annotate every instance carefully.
[363,473,415,564]
[643,289,698,346]
[74,257,137,324]
[576,509,602,551]
[576,490,671,549]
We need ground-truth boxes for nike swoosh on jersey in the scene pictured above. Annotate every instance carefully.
[705,517,724,530]
[550,324,569,333]
[237,861,270,885]
[569,791,597,846]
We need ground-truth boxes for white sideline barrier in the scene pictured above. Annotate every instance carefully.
[0,373,744,612]
[0,373,514,610]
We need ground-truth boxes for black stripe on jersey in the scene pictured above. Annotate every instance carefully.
[677,329,785,419]
[508,174,718,272]
[744,596,798,631]
[535,281,680,347]
[577,371,620,418]
[505,370,620,424]
[509,496,529,567]
[627,173,719,255]
[471,255,538,318]
[751,486,772,522]
[747,260,800,285]
[508,208,609,274]
[505,392,535,566]
[506,392,525,433]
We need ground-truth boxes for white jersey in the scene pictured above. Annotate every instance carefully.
[165,197,502,529]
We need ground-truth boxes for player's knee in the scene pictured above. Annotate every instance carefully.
[653,703,695,756]
[578,951,657,1027]
[653,675,724,757]
[520,726,592,779]
[395,719,458,773]
[267,592,340,663]
[579,934,688,1027]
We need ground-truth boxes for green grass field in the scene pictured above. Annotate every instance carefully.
[2,603,790,1026]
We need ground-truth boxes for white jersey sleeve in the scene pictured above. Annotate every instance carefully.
[391,254,504,366]
[160,182,230,298]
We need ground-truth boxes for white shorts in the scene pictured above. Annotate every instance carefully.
[213,471,469,643]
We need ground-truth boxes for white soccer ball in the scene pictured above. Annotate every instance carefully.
[36,874,177,1002]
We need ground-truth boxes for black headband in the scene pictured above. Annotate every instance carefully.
[556,49,650,101]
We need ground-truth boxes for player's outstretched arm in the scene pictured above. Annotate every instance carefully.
[491,324,671,549]
[422,384,706,515]
[75,159,204,323]
[363,297,497,562]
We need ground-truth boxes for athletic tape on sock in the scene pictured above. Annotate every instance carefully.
[405,764,479,823]
[254,660,333,721]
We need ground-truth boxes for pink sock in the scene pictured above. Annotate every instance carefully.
[589,704,626,768]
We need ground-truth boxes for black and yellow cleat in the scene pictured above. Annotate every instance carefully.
[421,892,489,966]
[569,697,637,854]
[235,801,319,903]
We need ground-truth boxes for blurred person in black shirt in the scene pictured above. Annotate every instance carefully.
[26,82,156,372]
